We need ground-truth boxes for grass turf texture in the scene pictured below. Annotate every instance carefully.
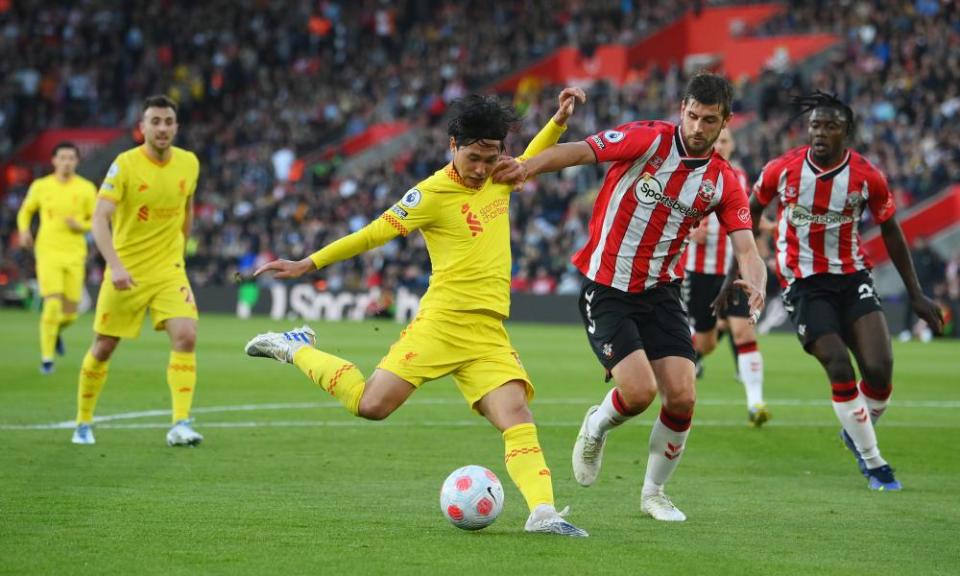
[0,309,958,576]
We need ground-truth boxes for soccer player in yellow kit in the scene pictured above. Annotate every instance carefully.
[246,88,589,536]
[71,95,202,447]
[17,142,97,374]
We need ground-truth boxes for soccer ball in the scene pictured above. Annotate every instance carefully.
[439,465,505,531]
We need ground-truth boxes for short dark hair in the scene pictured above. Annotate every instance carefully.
[791,90,855,135]
[142,94,178,115]
[51,141,79,157]
[683,72,734,117]
[447,94,520,149]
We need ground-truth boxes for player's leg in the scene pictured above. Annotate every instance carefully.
[643,354,694,522]
[686,272,723,377]
[35,261,65,372]
[39,295,64,372]
[246,315,431,419]
[842,276,900,490]
[728,303,768,426]
[637,283,699,521]
[72,332,121,445]
[574,280,656,487]
[57,260,85,357]
[457,316,587,537]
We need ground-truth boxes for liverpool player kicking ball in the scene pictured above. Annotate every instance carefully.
[246,88,590,536]
[729,91,944,491]
[494,72,767,521]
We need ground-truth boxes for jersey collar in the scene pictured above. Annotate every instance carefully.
[675,125,713,169]
[805,148,850,179]
[444,163,482,190]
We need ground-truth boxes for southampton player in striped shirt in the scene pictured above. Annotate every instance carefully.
[71,95,203,447]
[17,142,97,374]
[683,128,769,426]
[245,88,591,536]
[729,92,944,490]
[494,73,768,521]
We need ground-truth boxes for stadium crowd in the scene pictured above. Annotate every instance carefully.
[1,0,957,332]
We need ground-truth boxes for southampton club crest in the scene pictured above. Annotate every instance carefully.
[697,178,716,203]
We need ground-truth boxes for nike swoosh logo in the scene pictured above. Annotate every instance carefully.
[486,486,497,503]
[585,290,595,303]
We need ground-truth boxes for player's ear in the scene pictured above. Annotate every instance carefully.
[449,136,457,154]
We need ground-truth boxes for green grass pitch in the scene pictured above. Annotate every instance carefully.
[1,309,958,575]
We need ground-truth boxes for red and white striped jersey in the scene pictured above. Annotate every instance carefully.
[573,121,752,293]
[754,145,896,287]
[683,166,748,275]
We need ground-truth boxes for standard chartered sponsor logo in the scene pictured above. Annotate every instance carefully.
[787,205,855,226]
[634,174,703,218]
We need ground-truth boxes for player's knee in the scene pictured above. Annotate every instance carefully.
[91,336,119,361]
[357,395,396,421]
[662,388,696,414]
[616,382,656,413]
[171,329,197,352]
[822,355,855,382]
[860,356,893,388]
[697,337,717,355]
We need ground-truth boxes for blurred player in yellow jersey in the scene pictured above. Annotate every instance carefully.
[17,142,97,374]
[71,95,202,447]
[246,88,590,536]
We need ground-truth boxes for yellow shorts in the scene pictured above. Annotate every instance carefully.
[36,257,85,301]
[93,270,198,339]
[378,308,533,412]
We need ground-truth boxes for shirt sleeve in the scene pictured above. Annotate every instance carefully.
[98,156,126,204]
[16,182,40,233]
[517,119,567,161]
[752,160,780,206]
[714,170,753,232]
[308,185,435,269]
[584,123,660,163]
[866,168,896,224]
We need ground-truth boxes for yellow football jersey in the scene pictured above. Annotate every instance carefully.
[98,146,199,278]
[17,174,97,262]
[310,119,566,318]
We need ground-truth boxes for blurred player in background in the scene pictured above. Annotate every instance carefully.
[16,142,97,374]
[71,95,202,448]
[245,88,591,536]
[493,72,767,522]
[732,91,944,490]
[683,127,769,426]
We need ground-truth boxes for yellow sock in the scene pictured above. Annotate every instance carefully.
[503,423,554,512]
[40,298,62,361]
[76,351,109,424]
[168,351,197,422]
[293,347,366,416]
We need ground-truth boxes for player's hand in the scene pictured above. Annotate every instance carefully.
[734,278,766,324]
[20,232,34,250]
[254,258,314,279]
[552,87,587,126]
[111,266,136,291]
[710,280,735,317]
[689,221,708,243]
[491,157,527,187]
[911,294,945,335]
[65,217,83,232]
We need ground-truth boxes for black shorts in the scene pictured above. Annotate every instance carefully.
[578,277,695,371]
[782,270,883,350]
[682,271,751,332]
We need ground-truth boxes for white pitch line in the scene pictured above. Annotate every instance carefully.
[3,419,960,431]
[3,397,959,431]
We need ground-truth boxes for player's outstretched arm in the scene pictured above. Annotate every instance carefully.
[880,217,945,334]
[713,195,767,316]
[728,229,767,324]
[492,141,595,187]
[92,198,136,290]
[254,217,403,280]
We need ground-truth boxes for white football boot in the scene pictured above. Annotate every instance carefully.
[524,505,588,537]
[640,487,687,522]
[572,405,606,486]
[244,325,316,364]
[71,423,95,445]
[166,419,203,447]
